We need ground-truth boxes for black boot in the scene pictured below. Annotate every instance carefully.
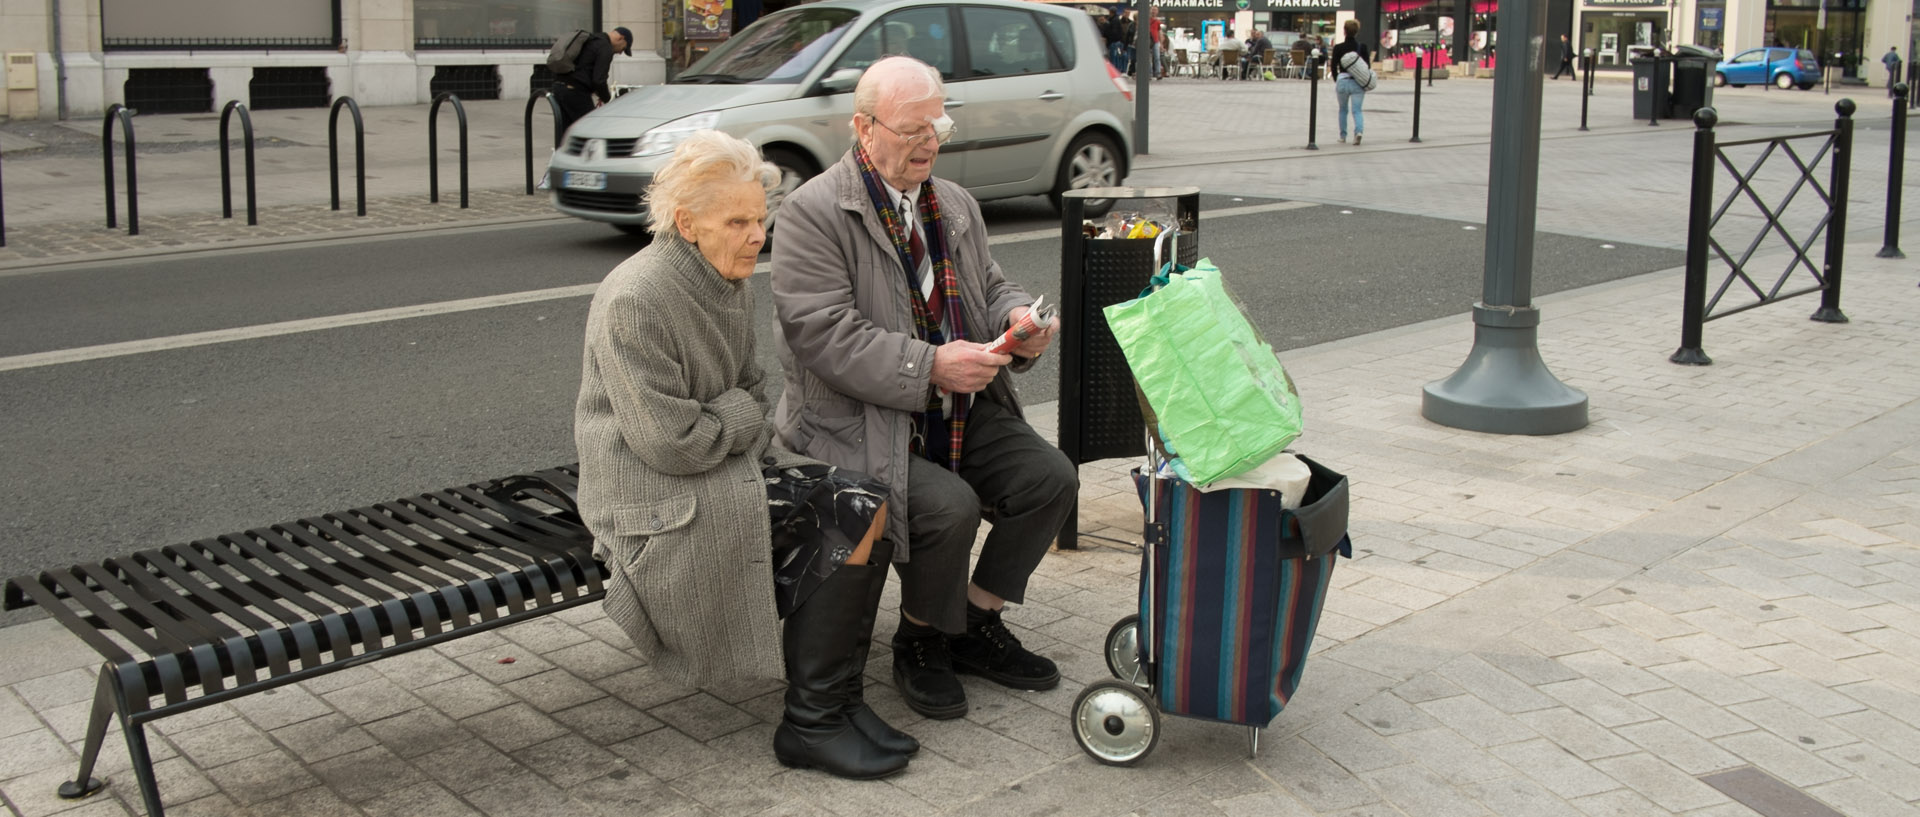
[846,542,920,755]
[773,561,910,779]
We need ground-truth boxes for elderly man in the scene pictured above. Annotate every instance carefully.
[770,56,1077,722]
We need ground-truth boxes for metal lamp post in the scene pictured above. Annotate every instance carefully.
[1421,0,1589,435]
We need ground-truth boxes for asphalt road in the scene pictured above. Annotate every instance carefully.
[0,195,1680,624]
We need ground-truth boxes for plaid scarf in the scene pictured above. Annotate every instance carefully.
[854,144,969,471]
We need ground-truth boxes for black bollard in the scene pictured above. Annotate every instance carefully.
[219,100,257,226]
[429,92,470,209]
[1880,83,1908,260]
[329,96,367,216]
[525,90,565,195]
[1579,49,1593,131]
[102,104,138,236]
[1306,48,1320,150]
[1810,98,1853,324]
[1411,51,1424,143]
[1671,107,1717,365]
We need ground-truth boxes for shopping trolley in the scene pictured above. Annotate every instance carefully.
[1070,229,1353,765]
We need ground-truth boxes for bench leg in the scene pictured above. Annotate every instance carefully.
[121,717,166,817]
[62,666,166,817]
[57,668,113,802]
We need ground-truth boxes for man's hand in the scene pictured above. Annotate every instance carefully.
[1005,305,1058,359]
[931,341,1012,394]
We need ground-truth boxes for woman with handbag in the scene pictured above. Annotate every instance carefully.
[1330,19,1371,145]
[574,130,911,780]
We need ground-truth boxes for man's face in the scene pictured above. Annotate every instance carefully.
[611,31,628,53]
[856,94,947,191]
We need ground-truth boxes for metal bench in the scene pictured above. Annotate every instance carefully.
[2,466,601,817]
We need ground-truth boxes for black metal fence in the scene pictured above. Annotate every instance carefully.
[1671,101,1855,366]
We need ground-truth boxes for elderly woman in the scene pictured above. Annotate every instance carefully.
[574,130,912,780]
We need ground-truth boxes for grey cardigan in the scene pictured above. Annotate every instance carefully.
[575,231,812,686]
[770,152,1035,554]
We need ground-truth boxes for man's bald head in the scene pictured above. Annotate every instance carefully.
[853,56,944,121]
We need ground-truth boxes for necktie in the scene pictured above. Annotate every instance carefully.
[901,198,938,323]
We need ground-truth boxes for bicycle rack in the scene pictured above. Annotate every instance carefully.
[429,92,469,209]
[219,100,258,225]
[525,90,564,195]
[329,96,366,216]
[103,104,139,236]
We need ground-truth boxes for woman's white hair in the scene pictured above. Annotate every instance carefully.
[643,130,779,237]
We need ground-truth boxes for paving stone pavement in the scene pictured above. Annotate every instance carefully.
[4,73,1920,817]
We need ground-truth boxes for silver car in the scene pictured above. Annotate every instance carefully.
[547,0,1135,234]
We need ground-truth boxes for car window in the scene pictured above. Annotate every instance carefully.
[1797,50,1817,63]
[832,7,958,80]
[678,7,861,84]
[1730,50,1761,64]
[1036,12,1077,67]
[961,7,1059,78]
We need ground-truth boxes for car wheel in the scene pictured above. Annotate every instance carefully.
[1776,72,1795,90]
[1049,132,1125,217]
[761,147,816,239]
[1713,72,1727,87]
[614,223,653,239]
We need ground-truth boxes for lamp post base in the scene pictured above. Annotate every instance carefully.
[1422,304,1589,435]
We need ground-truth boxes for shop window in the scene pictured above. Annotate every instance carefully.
[416,0,595,49]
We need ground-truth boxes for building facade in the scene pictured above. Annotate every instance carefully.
[2,0,1913,120]
[1,0,662,120]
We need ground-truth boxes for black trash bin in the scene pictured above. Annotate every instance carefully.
[1057,186,1199,549]
[1632,53,1672,120]
[1670,45,1719,119]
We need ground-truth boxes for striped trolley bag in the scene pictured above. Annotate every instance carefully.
[1070,453,1350,766]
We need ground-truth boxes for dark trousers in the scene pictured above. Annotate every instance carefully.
[1552,57,1576,79]
[551,81,596,137]
[895,398,1077,634]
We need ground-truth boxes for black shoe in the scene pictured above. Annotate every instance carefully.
[948,607,1060,691]
[891,629,968,719]
[774,562,909,780]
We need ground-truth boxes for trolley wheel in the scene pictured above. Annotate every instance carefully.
[1072,680,1160,766]
[1104,614,1147,689]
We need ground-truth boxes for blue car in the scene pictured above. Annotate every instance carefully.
[1715,47,1820,89]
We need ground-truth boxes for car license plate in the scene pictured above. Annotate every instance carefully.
[563,171,607,191]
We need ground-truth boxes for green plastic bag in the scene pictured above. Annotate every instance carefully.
[1103,259,1303,486]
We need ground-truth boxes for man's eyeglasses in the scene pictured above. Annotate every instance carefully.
[870,114,956,147]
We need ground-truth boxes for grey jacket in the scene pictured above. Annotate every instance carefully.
[770,152,1035,554]
[576,231,811,686]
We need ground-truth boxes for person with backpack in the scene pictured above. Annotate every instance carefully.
[551,27,634,136]
[1330,19,1371,145]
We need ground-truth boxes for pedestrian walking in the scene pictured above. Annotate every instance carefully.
[1551,34,1577,80]
[1885,47,1904,96]
[1331,19,1370,145]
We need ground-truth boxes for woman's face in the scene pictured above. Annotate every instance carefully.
[675,179,767,280]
